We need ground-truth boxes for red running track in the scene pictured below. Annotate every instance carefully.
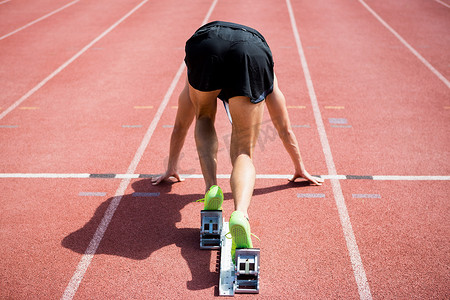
[0,0,449,299]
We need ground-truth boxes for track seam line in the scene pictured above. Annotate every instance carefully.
[60,0,218,299]
[285,1,372,299]
[358,0,450,89]
[0,0,80,41]
[0,0,143,121]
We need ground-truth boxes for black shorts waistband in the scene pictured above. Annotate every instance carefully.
[194,21,268,44]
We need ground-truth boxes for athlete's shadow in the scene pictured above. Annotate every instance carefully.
[62,178,310,291]
[62,179,218,290]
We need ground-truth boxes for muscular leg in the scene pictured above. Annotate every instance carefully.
[188,84,221,191]
[228,97,265,219]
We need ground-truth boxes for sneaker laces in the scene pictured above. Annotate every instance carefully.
[225,231,261,241]
[196,198,206,203]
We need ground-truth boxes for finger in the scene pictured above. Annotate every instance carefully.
[309,176,324,186]
[312,176,324,184]
[152,176,164,185]
[173,174,184,182]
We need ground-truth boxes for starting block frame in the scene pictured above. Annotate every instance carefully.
[200,210,223,249]
[234,248,260,293]
[219,222,235,296]
[218,222,261,296]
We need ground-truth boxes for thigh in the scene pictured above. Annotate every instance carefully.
[228,96,265,161]
[188,83,221,120]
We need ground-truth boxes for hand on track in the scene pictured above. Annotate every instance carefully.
[289,170,324,186]
[151,170,184,185]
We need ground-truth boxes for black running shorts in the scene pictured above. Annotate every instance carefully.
[184,21,274,103]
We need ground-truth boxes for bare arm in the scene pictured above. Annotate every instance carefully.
[152,81,195,185]
[266,76,323,185]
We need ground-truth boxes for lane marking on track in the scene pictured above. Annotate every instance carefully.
[352,194,381,199]
[298,193,326,198]
[286,0,373,299]
[78,192,106,197]
[1,173,449,180]
[19,106,39,110]
[325,106,345,109]
[358,0,450,89]
[435,0,450,8]
[132,192,160,197]
[0,125,18,128]
[89,174,116,178]
[122,125,143,128]
[0,0,11,5]
[0,0,80,40]
[372,175,450,181]
[61,0,219,299]
[59,1,152,299]
[329,118,348,124]
[0,0,144,122]
[346,175,372,179]
[0,173,90,178]
[292,124,310,128]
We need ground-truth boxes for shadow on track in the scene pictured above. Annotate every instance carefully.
[62,178,310,290]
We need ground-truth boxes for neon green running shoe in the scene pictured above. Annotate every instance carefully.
[196,185,223,210]
[229,211,254,262]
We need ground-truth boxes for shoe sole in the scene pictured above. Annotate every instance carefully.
[204,197,222,210]
[230,224,252,249]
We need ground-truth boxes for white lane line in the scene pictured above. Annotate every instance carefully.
[352,194,381,199]
[185,174,347,180]
[0,173,449,180]
[0,0,80,41]
[59,2,150,298]
[78,192,106,197]
[435,0,450,9]
[61,0,219,299]
[0,0,142,122]
[297,193,326,198]
[285,1,373,299]
[0,173,90,178]
[358,0,450,89]
[114,174,140,179]
[0,0,11,5]
[373,175,450,181]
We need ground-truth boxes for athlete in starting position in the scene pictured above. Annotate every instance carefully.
[152,21,323,258]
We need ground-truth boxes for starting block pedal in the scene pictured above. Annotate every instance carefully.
[219,222,261,296]
[234,248,260,294]
[200,210,223,249]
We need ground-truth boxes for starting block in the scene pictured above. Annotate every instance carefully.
[218,222,261,296]
[200,210,223,249]
[234,248,260,293]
